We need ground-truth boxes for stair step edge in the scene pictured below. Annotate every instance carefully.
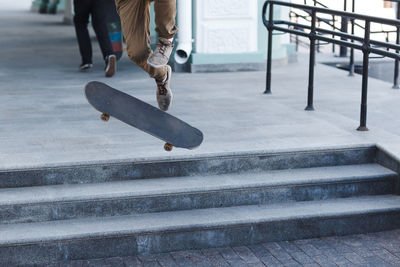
[0,163,396,206]
[1,195,400,246]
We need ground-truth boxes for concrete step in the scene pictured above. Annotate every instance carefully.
[0,164,396,224]
[0,145,377,188]
[2,195,400,265]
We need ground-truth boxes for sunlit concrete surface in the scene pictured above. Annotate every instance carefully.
[1,11,400,169]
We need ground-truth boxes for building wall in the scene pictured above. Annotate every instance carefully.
[188,0,293,71]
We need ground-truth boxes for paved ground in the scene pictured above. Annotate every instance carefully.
[2,10,400,267]
[2,11,400,170]
[55,229,400,266]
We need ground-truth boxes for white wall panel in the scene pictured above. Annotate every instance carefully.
[195,0,258,54]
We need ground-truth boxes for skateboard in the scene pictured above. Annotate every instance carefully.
[84,81,203,151]
[107,1,123,60]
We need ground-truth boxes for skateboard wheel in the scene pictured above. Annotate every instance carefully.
[101,113,110,122]
[164,143,173,152]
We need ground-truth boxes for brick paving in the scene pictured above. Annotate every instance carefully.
[56,229,400,267]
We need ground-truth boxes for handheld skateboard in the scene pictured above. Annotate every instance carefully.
[107,1,123,60]
[84,81,203,151]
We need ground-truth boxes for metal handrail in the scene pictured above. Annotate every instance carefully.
[292,1,397,34]
[267,1,400,25]
[304,0,328,8]
[280,20,400,51]
[289,10,340,31]
[262,0,400,131]
[290,0,398,57]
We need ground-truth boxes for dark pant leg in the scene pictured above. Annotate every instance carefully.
[73,0,92,64]
[91,0,114,60]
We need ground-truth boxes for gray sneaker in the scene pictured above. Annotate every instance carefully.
[147,37,174,68]
[156,65,173,111]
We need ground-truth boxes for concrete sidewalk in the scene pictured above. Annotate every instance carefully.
[1,11,400,170]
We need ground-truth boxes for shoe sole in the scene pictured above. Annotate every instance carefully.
[79,65,93,72]
[105,56,116,77]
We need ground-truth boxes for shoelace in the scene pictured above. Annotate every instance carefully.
[157,79,168,95]
[156,40,170,56]
[157,82,167,95]
[157,66,169,96]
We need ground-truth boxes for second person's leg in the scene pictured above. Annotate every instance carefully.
[91,0,116,77]
[73,0,93,70]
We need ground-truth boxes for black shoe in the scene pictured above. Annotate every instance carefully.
[105,55,117,77]
[79,63,93,72]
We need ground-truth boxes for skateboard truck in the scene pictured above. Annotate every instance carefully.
[99,112,173,151]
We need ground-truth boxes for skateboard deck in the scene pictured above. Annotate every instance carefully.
[84,81,203,151]
[107,1,123,60]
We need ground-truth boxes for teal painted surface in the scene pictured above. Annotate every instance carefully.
[150,2,156,40]
[31,0,41,9]
[31,0,65,13]
[259,1,289,60]
[258,0,268,56]
[57,0,65,12]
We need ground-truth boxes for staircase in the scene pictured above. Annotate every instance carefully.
[1,145,399,265]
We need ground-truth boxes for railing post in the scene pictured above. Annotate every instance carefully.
[340,0,348,57]
[332,15,336,53]
[386,33,390,52]
[349,43,355,76]
[265,2,274,94]
[296,15,299,52]
[393,2,400,89]
[317,21,320,53]
[305,9,316,111]
[357,20,370,131]
[349,0,355,76]
[394,30,400,89]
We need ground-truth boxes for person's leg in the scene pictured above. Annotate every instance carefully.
[115,0,172,110]
[73,0,93,67]
[91,0,114,60]
[154,0,178,39]
[147,0,177,68]
[91,0,117,77]
[115,0,166,80]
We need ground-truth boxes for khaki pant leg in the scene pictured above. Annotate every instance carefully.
[115,0,166,80]
[154,0,178,39]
